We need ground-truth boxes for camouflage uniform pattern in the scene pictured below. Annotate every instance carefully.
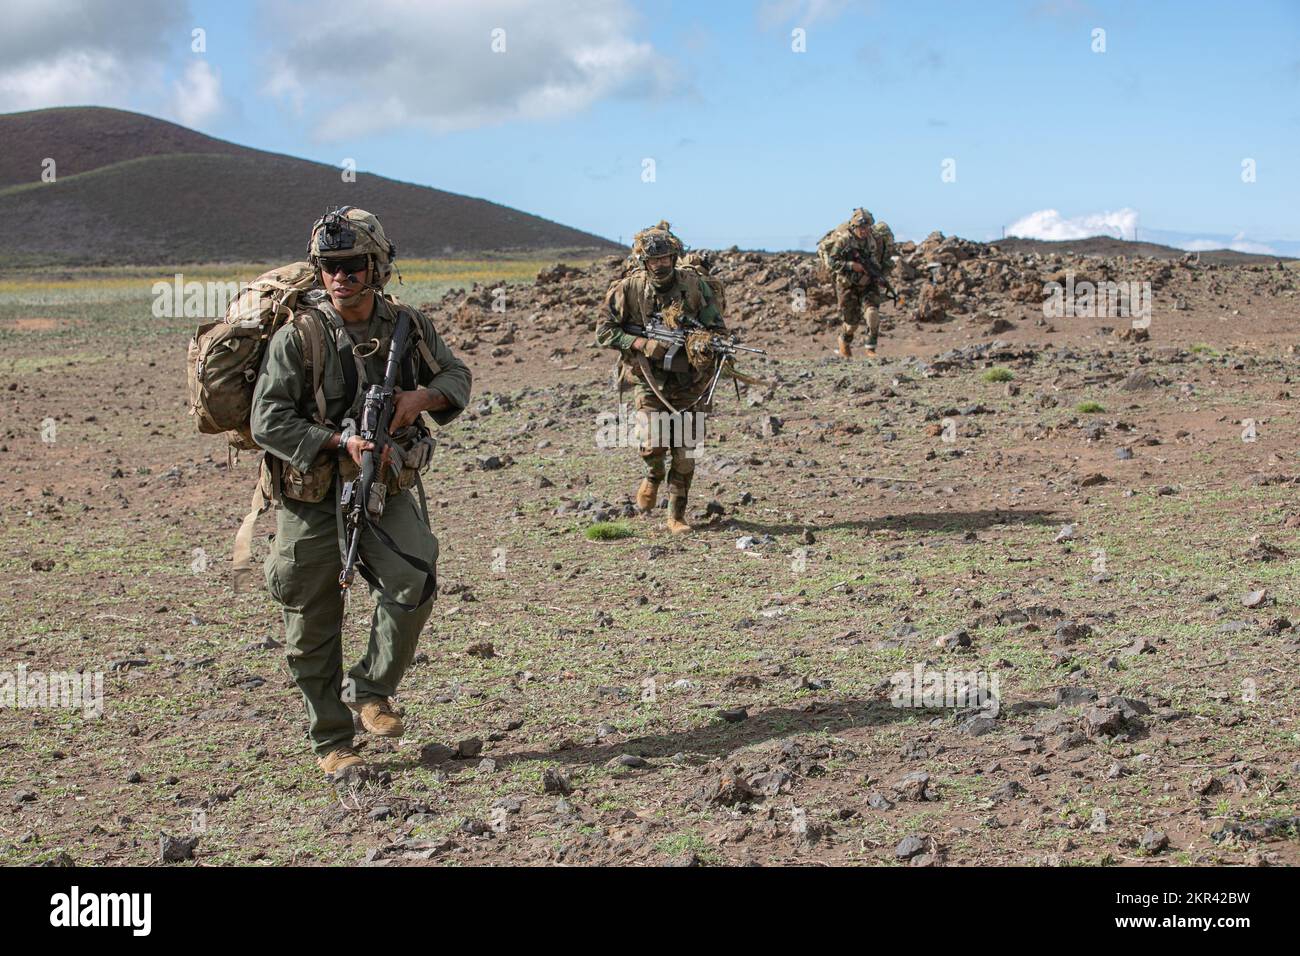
[822,226,884,346]
[595,268,725,503]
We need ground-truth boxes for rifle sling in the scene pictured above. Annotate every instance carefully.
[352,516,438,612]
[633,353,681,415]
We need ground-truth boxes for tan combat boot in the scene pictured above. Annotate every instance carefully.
[348,697,405,737]
[666,495,691,534]
[318,744,365,777]
[635,478,660,513]
[837,335,852,359]
[862,339,877,358]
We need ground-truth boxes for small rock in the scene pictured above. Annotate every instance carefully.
[1139,828,1169,853]
[935,629,971,651]
[895,835,927,860]
[159,833,198,863]
[541,767,572,795]
[866,791,895,811]
[455,738,483,759]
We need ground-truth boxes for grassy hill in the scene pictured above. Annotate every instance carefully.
[0,107,619,264]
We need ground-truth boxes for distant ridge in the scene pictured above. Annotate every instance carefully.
[0,106,619,265]
[993,235,1295,266]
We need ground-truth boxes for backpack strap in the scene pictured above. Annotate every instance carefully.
[290,312,329,424]
[232,457,281,592]
[414,333,440,378]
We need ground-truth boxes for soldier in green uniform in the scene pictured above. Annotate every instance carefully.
[818,208,896,358]
[251,207,472,777]
[595,222,725,534]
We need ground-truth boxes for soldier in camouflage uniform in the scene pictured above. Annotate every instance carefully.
[251,207,472,777]
[819,208,896,358]
[595,222,726,534]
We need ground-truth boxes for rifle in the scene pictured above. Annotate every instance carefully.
[338,309,436,610]
[836,247,898,304]
[624,317,767,405]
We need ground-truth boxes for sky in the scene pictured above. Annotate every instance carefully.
[3,0,1298,252]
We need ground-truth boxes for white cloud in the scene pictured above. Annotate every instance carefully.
[1006,208,1139,241]
[171,60,224,128]
[0,0,183,112]
[0,49,133,110]
[1183,233,1277,255]
[260,0,681,139]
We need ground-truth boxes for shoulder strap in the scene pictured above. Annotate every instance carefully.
[290,312,328,424]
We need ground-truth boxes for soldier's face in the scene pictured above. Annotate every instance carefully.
[320,256,371,303]
[646,254,674,281]
[851,225,870,240]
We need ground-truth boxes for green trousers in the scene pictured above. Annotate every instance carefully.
[264,484,438,755]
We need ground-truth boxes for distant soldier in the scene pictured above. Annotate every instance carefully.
[818,208,896,358]
[595,221,726,534]
[251,207,472,778]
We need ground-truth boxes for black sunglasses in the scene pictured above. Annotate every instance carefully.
[320,255,370,277]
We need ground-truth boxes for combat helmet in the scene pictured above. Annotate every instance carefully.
[849,208,874,231]
[632,220,684,287]
[307,206,399,289]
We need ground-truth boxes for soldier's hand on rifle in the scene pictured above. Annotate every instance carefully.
[391,387,428,431]
[632,337,667,360]
[344,436,372,467]
[849,261,867,274]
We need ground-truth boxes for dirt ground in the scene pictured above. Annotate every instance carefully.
[2,249,1299,867]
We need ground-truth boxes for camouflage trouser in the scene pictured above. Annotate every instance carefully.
[265,486,438,756]
[835,276,883,345]
[634,378,710,500]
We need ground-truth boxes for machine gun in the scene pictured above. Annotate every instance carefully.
[624,316,767,407]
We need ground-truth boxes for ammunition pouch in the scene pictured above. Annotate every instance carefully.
[280,449,336,503]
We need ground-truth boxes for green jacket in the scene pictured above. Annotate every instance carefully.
[251,291,472,475]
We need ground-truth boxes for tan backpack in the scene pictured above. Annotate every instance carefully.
[186,261,325,450]
[816,226,847,273]
[185,261,332,590]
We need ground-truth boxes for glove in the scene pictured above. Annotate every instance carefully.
[632,337,667,360]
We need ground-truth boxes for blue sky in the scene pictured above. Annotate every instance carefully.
[7,1,1299,251]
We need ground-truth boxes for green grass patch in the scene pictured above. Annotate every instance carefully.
[1076,400,1105,413]
[982,367,1014,383]
[585,521,635,541]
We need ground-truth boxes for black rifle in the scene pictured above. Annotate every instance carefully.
[836,247,898,304]
[338,309,436,610]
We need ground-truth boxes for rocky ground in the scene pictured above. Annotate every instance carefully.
[1,241,1299,867]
